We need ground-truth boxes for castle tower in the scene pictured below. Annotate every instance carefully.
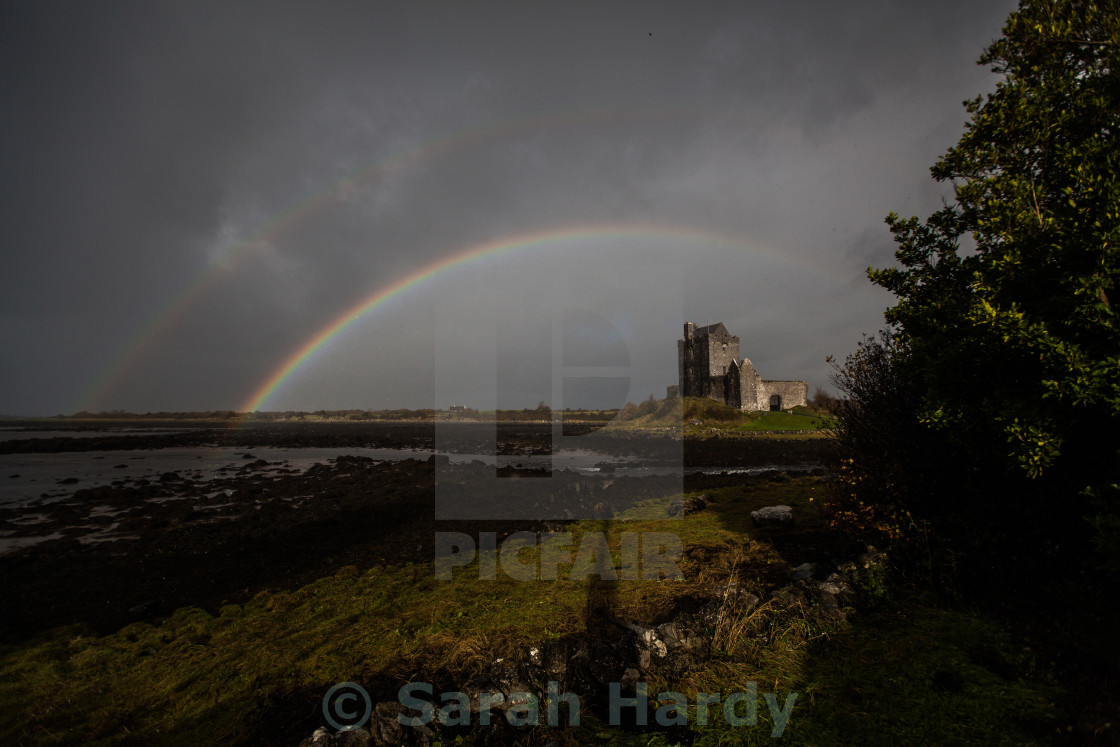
[678,322,739,403]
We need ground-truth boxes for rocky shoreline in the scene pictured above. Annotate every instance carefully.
[0,422,841,744]
[1,458,831,642]
[0,419,835,467]
[292,493,872,746]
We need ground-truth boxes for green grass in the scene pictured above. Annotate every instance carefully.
[0,476,1068,745]
[736,411,831,432]
[0,485,789,744]
[656,589,1060,746]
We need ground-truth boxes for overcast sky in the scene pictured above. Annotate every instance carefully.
[1,0,1018,415]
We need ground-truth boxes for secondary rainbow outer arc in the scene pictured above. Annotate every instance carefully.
[74,107,686,413]
[239,223,816,414]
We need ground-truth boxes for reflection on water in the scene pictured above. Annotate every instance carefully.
[0,444,818,511]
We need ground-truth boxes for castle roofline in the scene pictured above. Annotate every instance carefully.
[691,322,731,338]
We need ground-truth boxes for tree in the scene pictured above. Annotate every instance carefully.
[636,394,658,417]
[845,0,1120,574]
[808,386,838,414]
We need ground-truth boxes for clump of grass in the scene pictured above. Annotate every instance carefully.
[647,578,1061,746]
[682,397,750,424]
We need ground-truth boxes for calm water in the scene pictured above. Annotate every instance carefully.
[0,443,814,510]
[0,440,820,555]
[0,428,194,442]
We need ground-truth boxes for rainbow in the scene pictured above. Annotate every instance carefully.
[74,106,690,413]
[238,222,818,413]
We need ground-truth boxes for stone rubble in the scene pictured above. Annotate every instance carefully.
[297,545,889,746]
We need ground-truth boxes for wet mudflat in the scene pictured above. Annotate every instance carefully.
[0,418,833,467]
[0,420,833,643]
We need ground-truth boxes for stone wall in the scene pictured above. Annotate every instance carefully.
[738,358,760,411]
[758,380,808,411]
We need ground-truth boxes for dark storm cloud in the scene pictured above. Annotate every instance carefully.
[0,0,1017,414]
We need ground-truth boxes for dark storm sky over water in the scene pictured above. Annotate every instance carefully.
[0,1,1016,415]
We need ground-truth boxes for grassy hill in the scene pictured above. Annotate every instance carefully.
[615,397,831,433]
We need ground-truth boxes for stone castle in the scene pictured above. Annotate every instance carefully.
[676,322,807,411]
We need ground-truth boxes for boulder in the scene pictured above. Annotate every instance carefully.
[817,580,844,615]
[750,505,794,527]
[668,493,708,517]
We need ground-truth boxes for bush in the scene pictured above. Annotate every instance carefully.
[830,1,1120,588]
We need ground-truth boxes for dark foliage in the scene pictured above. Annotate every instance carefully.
[830,0,1120,589]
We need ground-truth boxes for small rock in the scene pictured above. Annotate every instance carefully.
[641,629,668,658]
[619,667,641,690]
[818,588,840,614]
[657,621,683,649]
[621,623,669,663]
[819,580,844,595]
[369,702,405,745]
[668,493,708,517]
[298,727,333,747]
[713,582,760,612]
[750,505,794,526]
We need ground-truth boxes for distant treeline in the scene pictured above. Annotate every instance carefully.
[65,410,241,420]
[495,406,619,422]
[64,409,439,421]
[60,407,622,422]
